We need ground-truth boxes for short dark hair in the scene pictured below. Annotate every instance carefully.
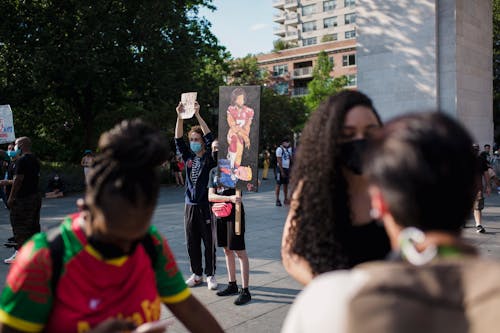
[230,87,247,105]
[365,112,477,232]
[484,144,491,148]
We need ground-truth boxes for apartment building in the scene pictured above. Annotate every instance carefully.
[257,0,357,96]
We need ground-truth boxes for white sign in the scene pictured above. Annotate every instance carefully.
[180,92,197,119]
[0,105,15,144]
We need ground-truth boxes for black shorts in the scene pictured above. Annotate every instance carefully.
[275,167,290,185]
[216,210,245,251]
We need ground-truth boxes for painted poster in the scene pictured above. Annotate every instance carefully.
[0,105,16,144]
[218,86,260,192]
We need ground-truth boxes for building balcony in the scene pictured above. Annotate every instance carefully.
[293,66,313,78]
[284,0,298,9]
[272,0,285,8]
[273,12,285,23]
[292,87,309,96]
[273,26,286,37]
[283,30,299,42]
[285,12,299,25]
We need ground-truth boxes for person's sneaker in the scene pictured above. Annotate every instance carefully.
[7,237,14,242]
[4,241,16,248]
[4,250,18,264]
[234,288,251,305]
[276,200,282,207]
[216,282,239,296]
[207,275,218,290]
[476,225,486,233]
[185,274,202,287]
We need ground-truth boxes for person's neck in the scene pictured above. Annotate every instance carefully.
[196,149,205,158]
[345,172,371,225]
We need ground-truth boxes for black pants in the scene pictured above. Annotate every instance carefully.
[10,193,42,250]
[185,204,216,276]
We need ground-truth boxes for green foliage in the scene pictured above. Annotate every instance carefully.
[272,39,297,52]
[0,0,228,161]
[321,34,335,42]
[229,55,269,86]
[304,51,347,113]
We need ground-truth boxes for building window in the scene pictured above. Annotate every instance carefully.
[342,54,356,66]
[344,0,355,8]
[302,4,315,16]
[323,17,338,29]
[329,56,335,67]
[345,30,356,39]
[321,33,338,42]
[302,21,317,33]
[346,74,357,86]
[273,64,288,76]
[323,0,337,12]
[344,13,356,24]
[274,82,289,95]
[303,37,317,46]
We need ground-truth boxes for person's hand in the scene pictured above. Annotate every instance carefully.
[7,197,13,209]
[87,318,136,333]
[230,195,241,204]
[176,102,184,117]
[194,101,200,115]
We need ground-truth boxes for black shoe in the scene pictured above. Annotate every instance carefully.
[276,200,282,207]
[476,225,486,233]
[4,241,16,248]
[216,282,239,296]
[7,237,14,242]
[234,288,251,305]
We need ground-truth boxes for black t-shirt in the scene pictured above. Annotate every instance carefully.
[14,153,40,198]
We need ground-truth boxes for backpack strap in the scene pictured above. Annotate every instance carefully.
[47,226,64,293]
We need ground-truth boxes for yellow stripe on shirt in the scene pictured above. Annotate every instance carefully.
[0,309,44,332]
[161,288,191,304]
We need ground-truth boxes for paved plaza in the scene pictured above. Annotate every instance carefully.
[1,178,500,332]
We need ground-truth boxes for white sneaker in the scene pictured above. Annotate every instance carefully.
[207,275,218,290]
[4,250,18,264]
[185,274,202,287]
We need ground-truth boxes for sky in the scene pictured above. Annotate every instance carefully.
[199,0,275,58]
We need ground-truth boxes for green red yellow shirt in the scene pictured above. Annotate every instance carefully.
[0,213,190,332]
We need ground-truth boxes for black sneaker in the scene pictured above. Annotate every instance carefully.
[476,225,486,233]
[4,241,16,248]
[276,200,282,207]
[7,237,14,242]
[234,288,251,305]
[216,283,239,296]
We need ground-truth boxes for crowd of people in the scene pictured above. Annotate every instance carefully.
[0,89,498,332]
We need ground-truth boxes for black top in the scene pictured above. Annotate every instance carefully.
[14,153,40,198]
[345,220,391,268]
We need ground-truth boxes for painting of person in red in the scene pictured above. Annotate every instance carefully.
[226,88,254,170]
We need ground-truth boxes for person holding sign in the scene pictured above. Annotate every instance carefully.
[208,140,251,306]
[175,100,218,290]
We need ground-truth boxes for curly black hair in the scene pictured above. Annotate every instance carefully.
[287,90,381,274]
[86,119,168,217]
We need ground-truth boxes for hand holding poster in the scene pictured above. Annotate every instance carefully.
[180,92,198,119]
[0,105,16,144]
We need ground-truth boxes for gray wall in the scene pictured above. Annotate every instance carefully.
[357,0,493,145]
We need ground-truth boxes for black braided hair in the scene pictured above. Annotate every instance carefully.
[86,119,168,211]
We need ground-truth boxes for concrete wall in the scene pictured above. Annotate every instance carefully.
[357,0,493,145]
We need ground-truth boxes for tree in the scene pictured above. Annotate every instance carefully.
[304,51,347,113]
[0,0,226,160]
[272,39,297,52]
[229,55,268,86]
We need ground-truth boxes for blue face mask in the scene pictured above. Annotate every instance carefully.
[7,150,19,158]
[190,142,202,153]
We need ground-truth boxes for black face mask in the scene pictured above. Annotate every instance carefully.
[212,151,218,161]
[87,235,141,259]
[339,139,368,175]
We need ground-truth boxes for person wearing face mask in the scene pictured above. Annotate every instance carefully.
[280,90,391,286]
[175,101,218,290]
[45,172,65,199]
[275,138,293,207]
[3,137,41,264]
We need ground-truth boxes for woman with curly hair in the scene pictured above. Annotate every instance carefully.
[281,90,391,285]
[0,119,223,333]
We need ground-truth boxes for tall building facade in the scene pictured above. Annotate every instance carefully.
[257,0,358,96]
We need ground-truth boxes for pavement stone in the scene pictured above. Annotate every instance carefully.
[0,177,500,332]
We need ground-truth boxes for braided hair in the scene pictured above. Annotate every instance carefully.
[86,119,168,215]
[287,90,381,274]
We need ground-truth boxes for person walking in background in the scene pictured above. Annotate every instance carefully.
[2,137,41,264]
[275,138,293,206]
[175,101,218,290]
[0,119,223,333]
[283,112,500,333]
[208,140,252,305]
[262,148,270,180]
[473,143,490,233]
[281,90,390,285]
[81,149,94,185]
